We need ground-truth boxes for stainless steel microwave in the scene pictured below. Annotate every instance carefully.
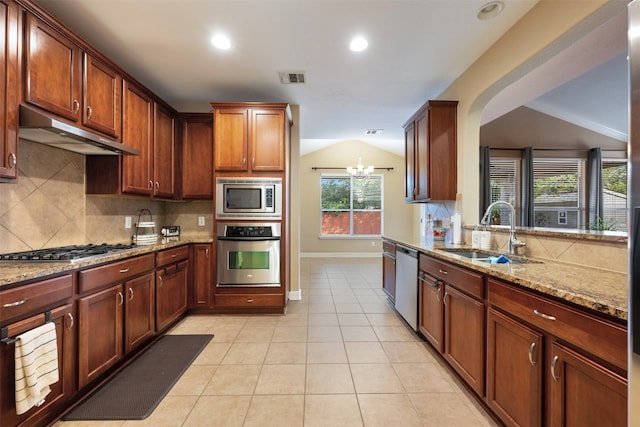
[215,177,282,220]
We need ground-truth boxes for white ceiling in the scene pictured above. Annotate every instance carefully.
[33,0,627,157]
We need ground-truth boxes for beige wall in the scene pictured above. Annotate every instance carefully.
[299,140,416,255]
[439,0,621,226]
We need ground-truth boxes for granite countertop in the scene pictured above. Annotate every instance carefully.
[384,235,628,322]
[0,236,213,288]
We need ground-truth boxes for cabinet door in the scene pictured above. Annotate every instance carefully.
[83,53,121,138]
[418,273,444,353]
[156,260,188,331]
[251,108,285,171]
[487,308,543,427]
[214,108,249,171]
[382,252,396,302]
[0,303,76,427]
[414,112,429,201]
[443,284,485,396]
[403,121,415,202]
[122,80,153,195]
[24,14,81,121]
[153,103,176,199]
[428,103,457,200]
[124,273,155,353]
[191,244,212,307]
[0,0,18,181]
[548,342,627,427]
[182,115,213,199]
[78,284,123,388]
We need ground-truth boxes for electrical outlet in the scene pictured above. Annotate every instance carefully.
[371,241,376,246]
[125,216,132,229]
[198,216,205,227]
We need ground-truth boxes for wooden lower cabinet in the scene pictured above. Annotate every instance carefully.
[156,259,188,331]
[191,243,212,307]
[0,303,76,427]
[417,270,443,353]
[487,307,543,427]
[382,241,396,302]
[78,272,155,388]
[548,342,627,427]
[443,284,485,396]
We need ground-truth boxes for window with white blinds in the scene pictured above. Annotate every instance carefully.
[489,158,520,226]
[532,158,585,229]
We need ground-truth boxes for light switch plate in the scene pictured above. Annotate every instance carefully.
[125,216,132,229]
[198,216,205,227]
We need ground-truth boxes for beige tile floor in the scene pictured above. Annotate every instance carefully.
[56,257,498,427]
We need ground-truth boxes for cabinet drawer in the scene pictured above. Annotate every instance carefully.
[488,278,627,370]
[420,255,484,299]
[382,241,396,255]
[78,254,155,294]
[156,245,189,267]
[0,274,73,323]
[215,294,282,307]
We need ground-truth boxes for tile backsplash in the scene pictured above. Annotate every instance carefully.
[0,140,213,253]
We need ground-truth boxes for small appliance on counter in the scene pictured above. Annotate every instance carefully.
[161,226,180,237]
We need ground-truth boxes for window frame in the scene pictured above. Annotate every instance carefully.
[319,173,384,238]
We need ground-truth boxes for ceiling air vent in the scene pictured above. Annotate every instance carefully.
[278,71,306,84]
[365,129,383,135]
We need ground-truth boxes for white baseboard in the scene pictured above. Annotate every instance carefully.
[288,289,302,300]
[300,252,382,258]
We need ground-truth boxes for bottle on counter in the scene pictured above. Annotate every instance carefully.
[451,212,462,244]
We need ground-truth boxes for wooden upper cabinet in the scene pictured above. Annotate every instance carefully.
[212,103,290,173]
[122,80,153,195]
[153,103,176,198]
[24,14,81,122]
[0,0,18,182]
[82,53,121,139]
[182,114,213,199]
[403,100,457,202]
[251,108,285,171]
[213,107,249,171]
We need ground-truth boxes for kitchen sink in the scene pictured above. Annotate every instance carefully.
[437,248,540,264]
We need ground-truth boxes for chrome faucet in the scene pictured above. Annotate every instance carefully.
[480,201,526,255]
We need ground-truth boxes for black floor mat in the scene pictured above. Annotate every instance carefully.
[63,334,213,420]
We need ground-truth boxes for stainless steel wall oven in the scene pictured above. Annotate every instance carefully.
[216,223,281,287]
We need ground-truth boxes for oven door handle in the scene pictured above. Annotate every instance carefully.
[217,237,281,241]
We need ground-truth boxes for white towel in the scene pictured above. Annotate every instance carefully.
[14,322,59,415]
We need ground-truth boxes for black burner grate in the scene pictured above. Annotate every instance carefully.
[0,243,136,261]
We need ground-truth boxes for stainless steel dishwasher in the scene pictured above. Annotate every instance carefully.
[394,245,418,331]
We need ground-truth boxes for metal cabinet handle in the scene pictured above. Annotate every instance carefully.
[243,157,246,165]
[438,269,448,275]
[120,268,130,274]
[171,254,177,258]
[551,355,560,381]
[87,106,92,119]
[528,342,537,366]
[155,181,160,190]
[247,298,254,303]
[158,275,163,287]
[534,309,556,321]
[149,180,153,190]
[118,291,124,306]
[73,100,80,113]
[67,312,74,330]
[128,287,134,300]
[205,248,209,258]
[3,299,27,308]
[8,152,16,169]
[443,292,448,306]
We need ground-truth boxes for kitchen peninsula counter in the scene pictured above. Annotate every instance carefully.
[0,236,213,288]
[384,235,628,322]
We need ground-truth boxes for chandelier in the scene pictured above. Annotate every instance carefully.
[346,157,374,178]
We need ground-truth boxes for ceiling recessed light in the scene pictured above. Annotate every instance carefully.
[477,1,504,20]
[211,34,231,50]
[350,36,368,52]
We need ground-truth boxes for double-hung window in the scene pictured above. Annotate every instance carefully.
[532,158,585,229]
[602,160,627,230]
[320,175,383,237]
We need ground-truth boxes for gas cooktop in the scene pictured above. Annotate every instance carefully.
[0,243,136,262]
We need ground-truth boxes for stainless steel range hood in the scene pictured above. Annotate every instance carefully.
[18,105,139,155]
